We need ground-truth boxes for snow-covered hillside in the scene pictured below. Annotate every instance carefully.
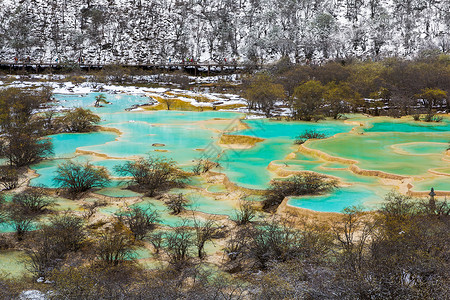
[0,0,448,64]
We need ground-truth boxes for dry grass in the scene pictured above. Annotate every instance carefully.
[219,134,264,145]
[165,92,213,103]
[217,103,246,110]
[145,95,245,111]
[144,98,213,111]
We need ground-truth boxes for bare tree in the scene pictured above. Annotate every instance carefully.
[6,204,35,241]
[332,206,376,272]
[191,159,219,175]
[61,108,101,132]
[193,218,218,259]
[94,94,110,107]
[3,187,54,241]
[0,166,19,190]
[11,187,55,215]
[117,206,159,240]
[164,222,193,269]
[166,193,189,215]
[148,231,165,254]
[0,88,53,167]
[96,226,136,266]
[264,173,338,210]
[115,155,188,196]
[54,161,110,197]
[25,213,85,278]
[232,200,257,225]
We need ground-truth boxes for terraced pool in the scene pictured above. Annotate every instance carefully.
[28,93,449,214]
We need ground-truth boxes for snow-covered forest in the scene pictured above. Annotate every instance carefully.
[0,0,449,64]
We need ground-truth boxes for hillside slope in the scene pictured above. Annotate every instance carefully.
[0,0,448,64]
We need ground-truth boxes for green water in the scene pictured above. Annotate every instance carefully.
[308,132,450,176]
[24,93,450,213]
[52,197,83,211]
[412,176,450,192]
[0,223,16,233]
[0,251,29,277]
[365,118,450,133]
[49,131,118,158]
[207,184,228,193]
[95,187,143,198]
[432,167,450,175]
[169,188,237,217]
[288,184,388,212]
[394,142,448,155]
[218,119,355,188]
[131,198,194,227]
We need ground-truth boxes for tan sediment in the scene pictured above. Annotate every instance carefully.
[95,126,123,136]
[217,103,246,110]
[218,134,265,149]
[267,162,343,183]
[75,149,125,160]
[88,192,142,203]
[428,168,450,176]
[237,119,251,130]
[297,144,357,164]
[207,171,265,195]
[144,97,213,111]
[220,145,252,150]
[379,177,413,194]
[344,120,364,126]
[285,152,296,159]
[13,168,40,193]
[408,190,450,197]
[348,165,408,180]
[267,161,308,177]
[154,149,169,152]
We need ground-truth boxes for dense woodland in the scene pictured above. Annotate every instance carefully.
[0,0,449,63]
[244,54,450,119]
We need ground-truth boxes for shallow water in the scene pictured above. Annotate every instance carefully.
[131,198,194,227]
[307,132,449,176]
[288,184,387,212]
[169,188,238,217]
[365,119,450,133]
[26,93,450,213]
[412,176,450,192]
[95,187,143,198]
[0,251,29,277]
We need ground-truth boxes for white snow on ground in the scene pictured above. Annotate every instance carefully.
[0,74,254,110]
[0,74,293,115]
[19,290,47,300]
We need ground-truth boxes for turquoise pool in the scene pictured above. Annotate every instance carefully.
[26,93,449,212]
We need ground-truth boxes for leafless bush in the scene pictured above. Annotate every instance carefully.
[115,155,188,196]
[166,193,189,215]
[117,206,159,240]
[232,200,257,225]
[96,225,136,266]
[0,166,19,190]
